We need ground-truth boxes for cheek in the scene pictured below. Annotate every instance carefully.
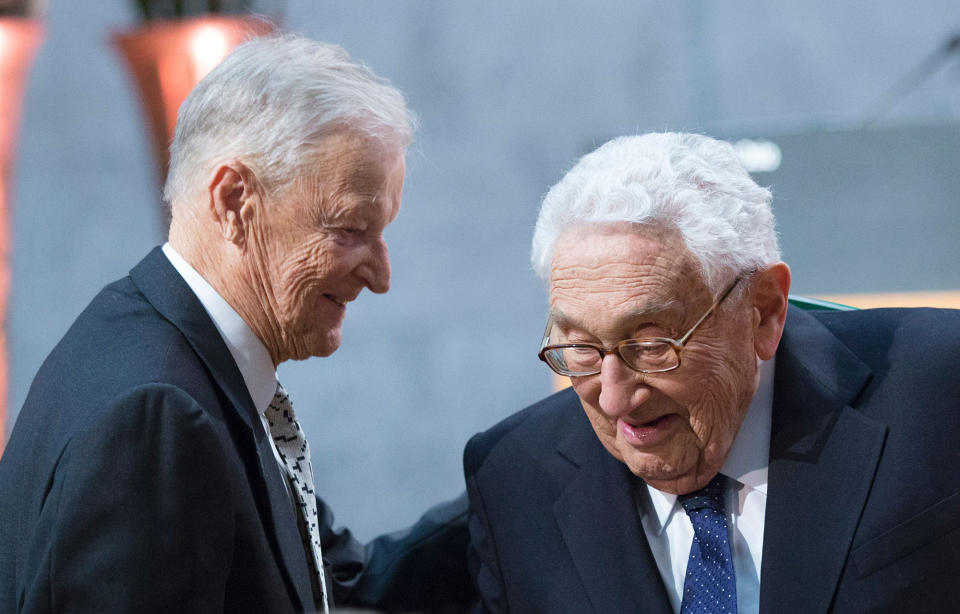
[677,347,756,442]
[276,241,337,309]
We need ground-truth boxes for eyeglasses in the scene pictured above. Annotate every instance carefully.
[538,275,743,376]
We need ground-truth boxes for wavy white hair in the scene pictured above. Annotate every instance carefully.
[531,132,780,293]
[164,34,415,205]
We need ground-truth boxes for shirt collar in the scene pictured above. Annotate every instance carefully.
[162,243,277,416]
[640,357,775,535]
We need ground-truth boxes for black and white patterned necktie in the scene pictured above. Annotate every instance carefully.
[265,382,329,614]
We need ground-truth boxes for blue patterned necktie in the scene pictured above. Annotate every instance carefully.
[265,382,330,614]
[678,474,738,614]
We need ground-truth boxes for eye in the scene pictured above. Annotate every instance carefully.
[560,346,601,369]
[333,227,365,240]
[326,227,366,248]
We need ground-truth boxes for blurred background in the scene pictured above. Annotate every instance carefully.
[2,0,959,541]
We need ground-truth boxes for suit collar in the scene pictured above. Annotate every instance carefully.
[161,242,277,416]
[760,306,886,612]
[553,401,673,614]
[130,247,260,433]
[129,247,316,612]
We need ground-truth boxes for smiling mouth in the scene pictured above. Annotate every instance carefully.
[324,294,346,307]
[618,413,679,446]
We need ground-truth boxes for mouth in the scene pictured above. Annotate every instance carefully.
[618,414,678,446]
[324,294,347,308]
[634,415,670,428]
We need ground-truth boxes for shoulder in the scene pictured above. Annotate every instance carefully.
[464,387,584,475]
[810,307,960,371]
[15,274,229,472]
[70,274,193,363]
[812,306,960,336]
[32,272,211,405]
[791,308,960,435]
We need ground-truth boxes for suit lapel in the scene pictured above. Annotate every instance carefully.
[129,247,315,611]
[553,410,673,614]
[759,307,887,613]
[254,432,317,611]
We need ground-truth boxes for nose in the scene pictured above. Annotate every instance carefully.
[359,237,391,294]
[597,352,651,418]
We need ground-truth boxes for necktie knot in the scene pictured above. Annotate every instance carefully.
[266,383,304,441]
[267,381,295,419]
[678,473,727,513]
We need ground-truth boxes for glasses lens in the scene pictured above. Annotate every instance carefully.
[544,346,602,376]
[619,340,678,372]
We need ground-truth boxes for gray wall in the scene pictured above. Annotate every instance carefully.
[7,0,960,540]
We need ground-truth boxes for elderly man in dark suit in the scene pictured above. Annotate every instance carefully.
[464,132,960,613]
[0,35,470,613]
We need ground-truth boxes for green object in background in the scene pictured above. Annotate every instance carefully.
[788,295,857,311]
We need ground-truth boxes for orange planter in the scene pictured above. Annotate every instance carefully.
[0,17,44,456]
[112,16,277,225]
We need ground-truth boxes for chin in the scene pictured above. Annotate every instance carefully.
[621,446,694,484]
[310,331,342,358]
[284,327,342,361]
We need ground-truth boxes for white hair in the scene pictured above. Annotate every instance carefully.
[531,132,780,293]
[164,34,415,205]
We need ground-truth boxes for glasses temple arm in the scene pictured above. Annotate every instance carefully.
[539,319,553,351]
[676,275,743,346]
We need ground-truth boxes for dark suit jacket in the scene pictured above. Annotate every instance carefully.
[464,306,960,612]
[0,248,472,613]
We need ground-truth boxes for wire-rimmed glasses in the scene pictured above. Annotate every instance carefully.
[538,275,743,376]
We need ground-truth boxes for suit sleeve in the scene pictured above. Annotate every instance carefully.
[23,384,236,613]
[314,493,365,603]
[464,435,507,614]
[337,492,476,613]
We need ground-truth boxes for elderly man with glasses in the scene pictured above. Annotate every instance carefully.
[463,132,960,613]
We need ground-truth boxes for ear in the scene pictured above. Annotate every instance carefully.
[751,262,791,360]
[207,161,263,248]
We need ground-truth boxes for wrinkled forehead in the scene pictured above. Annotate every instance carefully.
[277,130,405,220]
[298,130,405,191]
[548,223,709,325]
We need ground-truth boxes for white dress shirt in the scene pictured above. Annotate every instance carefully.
[161,243,286,471]
[636,358,774,614]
